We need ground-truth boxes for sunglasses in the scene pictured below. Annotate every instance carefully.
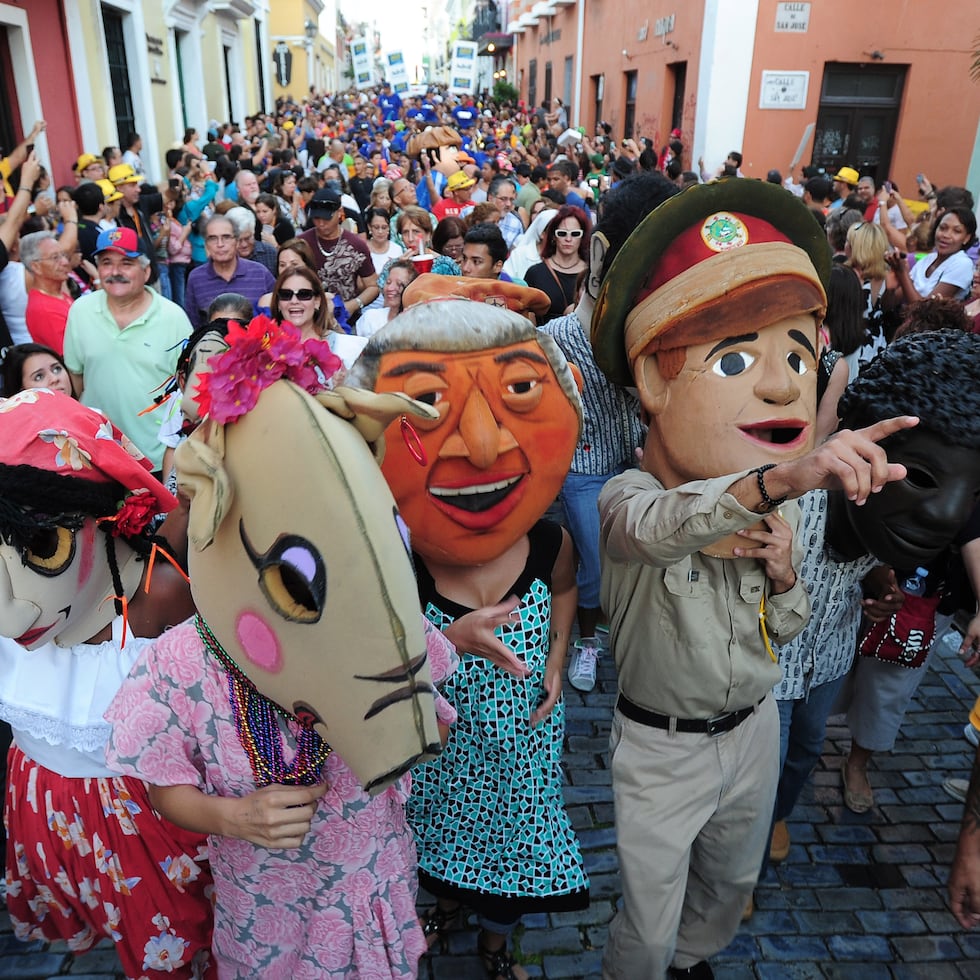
[555,228,584,239]
[277,288,317,301]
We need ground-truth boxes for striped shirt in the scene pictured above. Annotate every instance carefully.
[539,311,644,475]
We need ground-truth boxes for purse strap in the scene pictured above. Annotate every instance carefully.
[544,259,576,309]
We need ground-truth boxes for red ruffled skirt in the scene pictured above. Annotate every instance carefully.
[4,746,215,978]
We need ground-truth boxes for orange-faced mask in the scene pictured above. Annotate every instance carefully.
[350,300,582,565]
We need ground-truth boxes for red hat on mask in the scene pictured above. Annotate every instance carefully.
[0,388,176,527]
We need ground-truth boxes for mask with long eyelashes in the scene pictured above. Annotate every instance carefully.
[177,380,443,794]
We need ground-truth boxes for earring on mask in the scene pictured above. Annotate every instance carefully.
[143,541,191,595]
[400,415,427,466]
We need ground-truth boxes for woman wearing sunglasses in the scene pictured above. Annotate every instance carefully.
[523,205,591,323]
[270,265,335,342]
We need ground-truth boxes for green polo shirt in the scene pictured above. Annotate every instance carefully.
[63,288,192,469]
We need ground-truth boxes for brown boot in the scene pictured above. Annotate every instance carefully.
[769,819,790,863]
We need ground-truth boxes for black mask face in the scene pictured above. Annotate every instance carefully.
[828,428,980,567]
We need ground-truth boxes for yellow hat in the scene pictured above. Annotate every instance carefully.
[832,166,860,186]
[96,178,123,203]
[74,153,102,174]
[108,163,143,186]
[447,170,476,192]
[283,120,296,131]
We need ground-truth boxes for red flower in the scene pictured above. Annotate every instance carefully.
[195,316,341,423]
[105,488,159,537]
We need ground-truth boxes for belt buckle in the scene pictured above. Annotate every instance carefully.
[705,712,732,737]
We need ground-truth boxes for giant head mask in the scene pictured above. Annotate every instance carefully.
[407,126,462,178]
[348,295,583,565]
[591,179,831,490]
[177,317,442,793]
[0,389,175,649]
[828,330,980,569]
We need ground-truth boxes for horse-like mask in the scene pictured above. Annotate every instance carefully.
[177,376,443,794]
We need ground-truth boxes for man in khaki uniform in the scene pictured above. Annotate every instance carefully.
[590,179,916,979]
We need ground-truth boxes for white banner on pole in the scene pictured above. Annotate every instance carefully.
[351,37,374,89]
[449,40,477,95]
[385,51,410,93]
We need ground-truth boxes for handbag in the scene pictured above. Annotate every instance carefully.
[858,591,942,669]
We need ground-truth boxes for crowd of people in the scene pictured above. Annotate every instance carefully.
[0,81,980,980]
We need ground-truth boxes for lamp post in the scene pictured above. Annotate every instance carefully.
[304,17,318,93]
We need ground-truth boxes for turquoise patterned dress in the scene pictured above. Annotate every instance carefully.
[407,521,589,920]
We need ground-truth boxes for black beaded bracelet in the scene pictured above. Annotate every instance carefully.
[754,463,786,512]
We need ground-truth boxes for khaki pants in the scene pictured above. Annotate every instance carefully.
[602,695,779,979]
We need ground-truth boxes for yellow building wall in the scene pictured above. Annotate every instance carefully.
[142,6,179,151]
[269,0,335,101]
[200,14,231,123]
[73,0,121,151]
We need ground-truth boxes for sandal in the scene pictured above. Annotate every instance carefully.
[420,901,459,954]
[841,757,874,813]
[478,934,528,980]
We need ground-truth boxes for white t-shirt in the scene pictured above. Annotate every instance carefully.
[873,203,907,231]
[356,306,392,339]
[0,261,29,344]
[365,242,403,311]
[909,249,974,300]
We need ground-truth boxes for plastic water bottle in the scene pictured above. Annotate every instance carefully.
[900,566,929,596]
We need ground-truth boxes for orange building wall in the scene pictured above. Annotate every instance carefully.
[743,0,978,189]
[513,0,708,158]
[511,0,979,189]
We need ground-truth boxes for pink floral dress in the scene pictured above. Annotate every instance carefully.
[106,620,455,979]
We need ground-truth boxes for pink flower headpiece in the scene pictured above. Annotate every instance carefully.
[194,315,342,424]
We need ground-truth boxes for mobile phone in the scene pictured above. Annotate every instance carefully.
[884,180,893,192]
[916,173,925,184]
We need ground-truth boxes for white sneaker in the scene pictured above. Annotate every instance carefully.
[965,723,980,748]
[569,638,600,692]
[944,777,970,803]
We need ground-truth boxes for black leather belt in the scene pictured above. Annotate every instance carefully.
[616,693,764,737]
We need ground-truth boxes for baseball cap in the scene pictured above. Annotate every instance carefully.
[611,156,636,179]
[307,187,342,215]
[95,227,144,258]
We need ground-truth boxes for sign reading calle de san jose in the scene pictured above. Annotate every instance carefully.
[759,71,809,110]
[775,2,810,32]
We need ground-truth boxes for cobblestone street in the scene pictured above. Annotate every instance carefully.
[3,632,980,978]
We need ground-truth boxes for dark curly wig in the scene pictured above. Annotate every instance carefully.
[838,331,980,449]
[0,465,171,619]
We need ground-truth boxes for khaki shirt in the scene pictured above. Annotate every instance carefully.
[599,468,810,719]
